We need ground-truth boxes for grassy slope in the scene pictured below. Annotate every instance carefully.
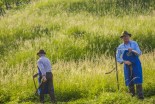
[0,0,155,103]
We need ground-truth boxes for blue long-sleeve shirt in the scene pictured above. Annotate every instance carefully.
[37,55,52,76]
[116,40,142,63]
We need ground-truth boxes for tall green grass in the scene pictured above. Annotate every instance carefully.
[1,13,155,62]
[0,53,155,103]
[0,0,155,103]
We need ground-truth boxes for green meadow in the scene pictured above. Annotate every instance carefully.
[0,0,155,103]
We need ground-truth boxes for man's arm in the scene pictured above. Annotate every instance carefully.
[37,61,46,76]
[116,48,124,64]
[116,47,132,65]
[37,60,47,82]
[132,42,142,56]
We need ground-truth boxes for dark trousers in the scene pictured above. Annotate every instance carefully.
[129,66,144,99]
[40,72,56,103]
[129,84,144,98]
[128,68,144,99]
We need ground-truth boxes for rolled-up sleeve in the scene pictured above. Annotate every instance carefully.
[37,60,46,76]
[132,42,142,56]
[116,48,124,63]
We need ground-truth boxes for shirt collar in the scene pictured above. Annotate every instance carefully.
[124,40,131,45]
[40,55,45,58]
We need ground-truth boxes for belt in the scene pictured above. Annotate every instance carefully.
[46,72,52,74]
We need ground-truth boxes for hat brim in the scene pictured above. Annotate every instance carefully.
[37,52,46,55]
[120,34,131,38]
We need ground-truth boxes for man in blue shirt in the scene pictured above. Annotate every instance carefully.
[37,50,56,103]
[116,31,144,99]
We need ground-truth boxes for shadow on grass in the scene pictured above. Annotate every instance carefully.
[0,89,11,104]
[144,83,155,98]
[17,89,84,103]
[56,89,85,102]
[18,93,39,103]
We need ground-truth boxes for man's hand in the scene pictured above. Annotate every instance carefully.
[124,61,132,65]
[33,73,39,78]
[42,76,47,82]
[128,48,133,53]
[128,48,139,56]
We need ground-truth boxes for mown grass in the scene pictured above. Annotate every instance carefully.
[0,0,155,103]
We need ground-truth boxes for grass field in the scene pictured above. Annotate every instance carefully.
[0,0,155,103]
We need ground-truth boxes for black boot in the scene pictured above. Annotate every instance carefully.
[128,84,135,97]
[136,84,144,100]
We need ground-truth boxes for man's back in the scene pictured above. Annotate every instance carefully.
[37,56,52,76]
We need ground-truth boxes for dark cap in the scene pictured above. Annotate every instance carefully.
[120,31,132,38]
[37,49,46,55]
